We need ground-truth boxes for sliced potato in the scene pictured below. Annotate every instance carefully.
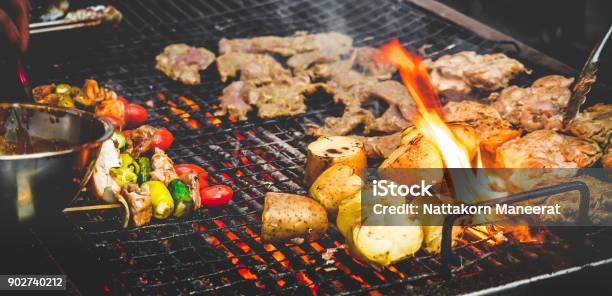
[348,224,423,270]
[305,136,367,187]
[411,196,464,254]
[341,192,423,270]
[261,192,328,244]
[309,164,362,215]
[336,191,361,238]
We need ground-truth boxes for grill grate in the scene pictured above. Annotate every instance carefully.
[24,0,611,294]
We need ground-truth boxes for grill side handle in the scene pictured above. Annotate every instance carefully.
[440,181,591,277]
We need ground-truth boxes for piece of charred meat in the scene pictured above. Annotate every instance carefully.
[288,38,353,73]
[33,84,59,105]
[125,125,157,159]
[247,75,316,119]
[350,133,403,159]
[424,51,525,99]
[567,103,612,145]
[497,130,601,168]
[95,99,125,126]
[364,105,412,134]
[150,148,179,185]
[491,75,574,131]
[540,175,612,225]
[156,44,216,85]
[354,47,396,79]
[122,183,152,227]
[215,81,253,121]
[604,139,612,170]
[442,101,520,153]
[218,32,353,56]
[305,107,375,137]
[180,172,202,210]
[216,52,291,83]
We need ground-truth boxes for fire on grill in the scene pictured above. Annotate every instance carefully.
[240,36,612,271]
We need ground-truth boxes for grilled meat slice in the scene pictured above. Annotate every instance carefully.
[216,52,291,83]
[567,103,612,145]
[364,105,412,134]
[354,47,396,79]
[442,100,501,122]
[125,125,157,159]
[442,101,520,153]
[180,172,201,210]
[288,37,353,72]
[604,138,612,170]
[155,44,215,85]
[122,183,152,227]
[215,81,253,121]
[491,75,574,131]
[497,130,601,168]
[425,51,525,99]
[247,75,315,119]
[540,175,612,225]
[350,133,402,159]
[305,107,375,137]
[218,32,353,56]
[150,148,179,185]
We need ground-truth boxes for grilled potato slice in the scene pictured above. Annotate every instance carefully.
[309,163,363,215]
[305,136,367,187]
[261,192,328,244]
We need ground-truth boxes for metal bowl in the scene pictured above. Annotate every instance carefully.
[0,103,114,224]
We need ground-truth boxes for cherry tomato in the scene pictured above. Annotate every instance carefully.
[151,128,174,151]
[117,96,129,106]
[98,115,122,130]
[125,104,148,126]
[175,164,209,188]
[201,185,233,207]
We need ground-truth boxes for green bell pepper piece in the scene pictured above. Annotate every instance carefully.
[137,157,151,184]
[110,167,137,188]
[168,179,192,218]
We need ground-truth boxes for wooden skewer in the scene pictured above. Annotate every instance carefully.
[63,203,122,213]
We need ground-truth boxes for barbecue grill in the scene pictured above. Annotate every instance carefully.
[12,0,612,295]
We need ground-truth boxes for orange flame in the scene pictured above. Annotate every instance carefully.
[381,39,503,203]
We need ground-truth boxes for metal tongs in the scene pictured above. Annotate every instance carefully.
[562,25,612,128]
[29,18,104,35]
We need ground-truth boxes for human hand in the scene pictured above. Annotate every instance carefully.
[0,0,30,54]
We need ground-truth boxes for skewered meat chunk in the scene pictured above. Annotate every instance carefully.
[125,125,157,159]
[180,172,201,210]
[122,183,152,227]
[497,130,601,168]
[567,103,612,145]
[540,175,612,225]
[150,148,179,185]
[155,44,216,85]
[305,107,375,137]
[442,101,520,153]
[215,81,253,121]
[218,32,353,56]
[424,51,525,99]
[491,75,573,131]
[216,52,291,83]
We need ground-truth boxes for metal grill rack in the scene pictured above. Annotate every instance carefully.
[23,0,612,294]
